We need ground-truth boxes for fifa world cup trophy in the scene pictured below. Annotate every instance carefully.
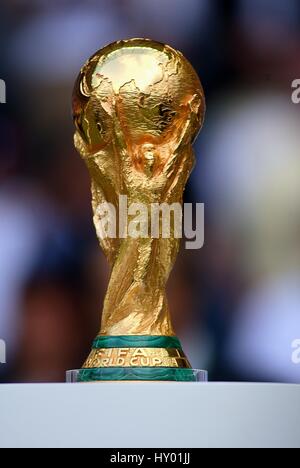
[71,39,205,381]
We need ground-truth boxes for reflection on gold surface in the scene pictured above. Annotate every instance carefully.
[94,47,168,94]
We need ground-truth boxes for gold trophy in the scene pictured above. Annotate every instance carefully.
[70,39,205,381]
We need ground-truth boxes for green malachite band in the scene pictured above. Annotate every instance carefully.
[83,336,192,381]
[78,367,197,382]
[92,335,182,350]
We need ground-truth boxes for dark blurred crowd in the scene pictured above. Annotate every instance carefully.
[1,0,300,383]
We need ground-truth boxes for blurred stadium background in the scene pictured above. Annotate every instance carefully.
[0,0,300,383]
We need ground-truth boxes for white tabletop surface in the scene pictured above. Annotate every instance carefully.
[0,382,299,448]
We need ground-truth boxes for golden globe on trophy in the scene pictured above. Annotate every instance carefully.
[67,38,206,382]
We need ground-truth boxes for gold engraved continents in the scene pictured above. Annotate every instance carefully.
[72,39,205,337]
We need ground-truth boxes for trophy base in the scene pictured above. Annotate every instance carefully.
[68,335,208,382]
[66,368,208,382]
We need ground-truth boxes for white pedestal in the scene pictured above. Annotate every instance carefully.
[0,383,299,448]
